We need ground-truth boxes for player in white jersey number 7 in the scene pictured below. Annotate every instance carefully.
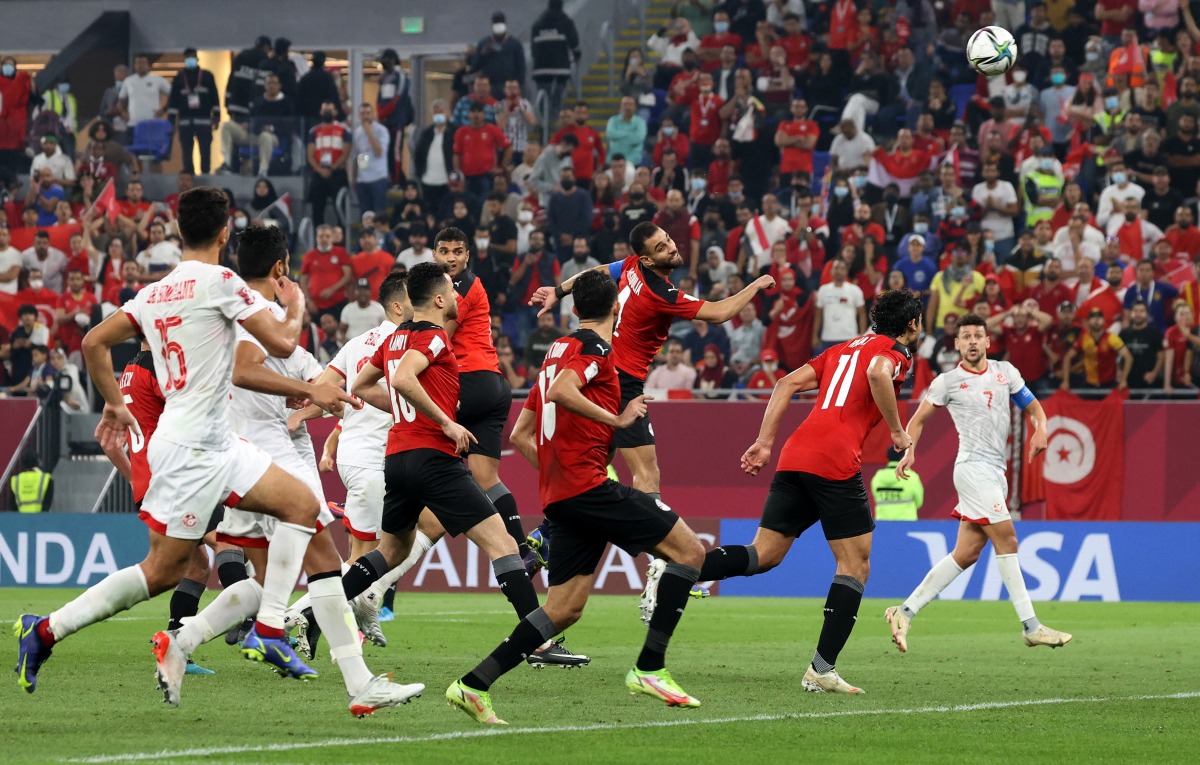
[15,188,358,696]
[885,313,1073,653]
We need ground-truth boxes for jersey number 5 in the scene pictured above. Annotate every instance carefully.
[121,393,145,453]
[536,363,558,443]
[821,350,860,409]
[153,317,187,392]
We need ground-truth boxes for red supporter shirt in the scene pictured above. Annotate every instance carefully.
[1097,0,1135,37]
[828,0,858,49]
[301,247,351,309]
[1163,325,1193,385]
[780,33,814,70]
[1002,323,1047,381]
[453,123,510,177]
[352,250,395,299]
[778,119,820,174]
[1029,280,1073,316]
[653,133,690,166]
[746,367,786,399]
[369,321,461,457]
[552,125,605,180]
[522,329,619,506]
[612,256,706,380]
[777,334,913,479]
[707,158,732,194]
[1163,227,1200,261]
[308,122,351,168]
[56,289,97,354]
[689,93,724,146]
[17,287,59,328]
[117,200,150,221]
[699,33,744,71]
[451,271,500,374]
[103,279,141,306]
[119,350,164,504]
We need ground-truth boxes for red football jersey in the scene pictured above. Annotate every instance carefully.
[522,329,620,506]
[118,351,164,503]
[369,321,460,457]
[451,271,500,374]
[612,256,706,380]
[777,334,913,480]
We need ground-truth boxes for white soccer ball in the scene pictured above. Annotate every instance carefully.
[967,26,1018,77]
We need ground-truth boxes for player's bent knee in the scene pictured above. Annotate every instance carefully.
[673,538,705,570]
[543,602,584,630]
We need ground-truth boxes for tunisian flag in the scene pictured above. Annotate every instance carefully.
[1024,389,1125,520]
[92,179,122,223]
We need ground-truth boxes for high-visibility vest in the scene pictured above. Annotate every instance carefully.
[869,462,923,521]
[10,468,51,513]
[1023,169,1063,227]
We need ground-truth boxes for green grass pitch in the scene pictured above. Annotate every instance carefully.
[1,589,1197,764]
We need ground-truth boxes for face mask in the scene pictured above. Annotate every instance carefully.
[1125,212,1137,222]
[691,177,707,191]
[561,179,576,191]
[714,21,730,33]
[322,113,335,123]
[29,279,43,290]
[811,202,822,215]
[913,222,929,234]
[184,57,199,69]
[1013,71,1027,84]
[57,83,70,94]
[475,238,489,249]
[1086,52,1099,62]
[1040,158,1054,171]
[884,192,898,204]
[699,85,712,94]
[234,216,248,230]
[529,243,543,253]
[1105,96,1120,110]
[852,175,867,188]
[951,205,966,218]
[1113,171,1128,185]
[1,65,14,78]
[574,252,589,262]
[493,23,507,35]
[729,190,743,200]
[834,186,849,198]
[518,210,533,223]
[984,240,995,252]
[1051,72,1067,86]
[1183,221,1193,229]
[662,126,676,137]
[432,113,447,125]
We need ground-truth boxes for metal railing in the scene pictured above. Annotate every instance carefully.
[90,466,136,515]
[0,390,62,513]
[600,21,615,96]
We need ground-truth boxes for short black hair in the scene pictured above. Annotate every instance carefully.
[434,226,468,247]
[406,262,451,308]
[487,190,507,203]
[34,230,49,240]
[572,269,618,321]
[236,224,289,279]
[870,289,924,338]
[629,221,660,257]
[957,313,988,330]
[18,303,36,317]
[378,270,407,305]
[177,187,230,249]
[559,133,579,148]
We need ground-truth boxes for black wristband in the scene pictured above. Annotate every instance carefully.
[554,284,568,300]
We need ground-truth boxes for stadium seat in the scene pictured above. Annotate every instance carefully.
[949,84,976,119]
[667,389,692,400]
[127,119,173,163]
[811,151,830,193]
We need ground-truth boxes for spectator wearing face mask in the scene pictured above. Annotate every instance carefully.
[167,48,220,175]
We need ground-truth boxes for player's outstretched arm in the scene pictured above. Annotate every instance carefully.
[392,349,478,453]
[82,310,142,439]
[288,366,349,431]
[319,425,339,472]
[238,276,304,358]
[867,355,910,451]
[350,362,392,413]
[695,274,776,323]
[509,407,539,470]
[529,262,616,316]
[741,363,819,476]
[897,398,939,479]
[232,341,357,415]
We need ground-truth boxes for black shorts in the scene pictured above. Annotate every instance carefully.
[759,470,875,541]
[382,449,497,537]
[457,370,511,460]
[612,370,655,449]
[544,480,680,587]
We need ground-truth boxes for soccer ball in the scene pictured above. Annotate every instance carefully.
[967,26,1018,77]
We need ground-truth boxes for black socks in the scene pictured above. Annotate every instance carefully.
[812,575,865,674]
[215,549,248,588]
[493,554,539,617]
[167,578,205,631]
[462,607,558,691]
[485,484,530,560]
[341,549,387,600]
[637,562,700,672]
[698,545,760,581]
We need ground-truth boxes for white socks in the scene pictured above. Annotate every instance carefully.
[175,579,263,656]
[49,565,150,641]
[257,521,315,631]
[995,553,1039,629]
[366,530,435,605]
[308,575,374,696]
[901,555,964,618]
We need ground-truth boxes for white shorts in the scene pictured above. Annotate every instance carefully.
[140,437,271,541]
[339,463,383,541]
[951,461,1011,526]
[216,447,333,549]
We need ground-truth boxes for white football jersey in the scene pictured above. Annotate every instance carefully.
[925,360,1027,469]
[123,260,267,451]
[327,319,396,471]
[231,292,323,457]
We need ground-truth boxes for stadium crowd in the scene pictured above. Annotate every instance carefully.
[5,0,1200,404]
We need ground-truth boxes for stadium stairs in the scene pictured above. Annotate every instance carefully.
[580,0,672,134]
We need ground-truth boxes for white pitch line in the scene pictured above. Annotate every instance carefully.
[64,691,1200,764]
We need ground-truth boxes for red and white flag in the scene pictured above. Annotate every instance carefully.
[256,192,294,229]
[1025,389,1126,520]
[91,179,122,223]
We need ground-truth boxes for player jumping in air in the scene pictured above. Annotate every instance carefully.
[15,187,355,695]
[885,313,1073,652]
[448,270,708,725]
[658,289,924,694]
